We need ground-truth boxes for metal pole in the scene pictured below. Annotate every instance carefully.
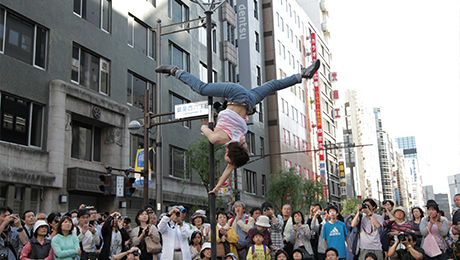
[345,103,356,198]
[143,89,150,207]
[325,144,331,203]
[205,9,217,260]
[155,19,163,215]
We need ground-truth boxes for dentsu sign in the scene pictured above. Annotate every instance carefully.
[236,0,251,88]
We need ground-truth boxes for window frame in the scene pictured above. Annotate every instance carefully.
[70,120,102,162]
[244,169,257,195]
[127,14,156,59]
[169,41,190,72]
[73,0,111,33]
[170,92,191,128]
[169,145,188,179]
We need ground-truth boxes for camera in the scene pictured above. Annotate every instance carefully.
[147,210,154,215]
[361,203,369,210]
[89,220,95,226]
[175,211,181,217]
[0,253,8,260]
[397,232,408,242]
[132,251,139,257]
[144,226,150,235]
[263,207,271,212]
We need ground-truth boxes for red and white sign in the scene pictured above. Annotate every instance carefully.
[330,72,338,82]
[334,108,341,118]
[333,90,339,100]
[311,33,324,163]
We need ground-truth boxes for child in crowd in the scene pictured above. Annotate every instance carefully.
[247,229,271,260]
[322,206,351,259]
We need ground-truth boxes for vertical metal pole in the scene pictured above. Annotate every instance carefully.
[155,19,163,215]
[345,103,356,198]
[143,90,150,207]
[205,9,217,260]
[325,145,331,203]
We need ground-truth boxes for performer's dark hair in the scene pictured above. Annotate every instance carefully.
[226,142,249,168]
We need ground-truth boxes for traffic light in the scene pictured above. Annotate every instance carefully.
[99,174,112,195]
[124,177,136,197]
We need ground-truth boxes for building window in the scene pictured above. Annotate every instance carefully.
[169,42,189,72]
[128,15,156,59]
[246,131,255,155]
[283,128,290,145]
[71,44,110,95]
[261,174,266,196]
[0,7,48,69]
[280,17,284,31]
[199,62,217,83]
[73,0,111,32]
[228,62,237,83]
[127,72,155,111]
[255,31,259,52]
[170,92,191,128]
[0,93,43,147]
[169,0,189,24]
[253,0,258,19]
[170,146,188,179]
[198,27,217,53]
[226,23,236,46]
[258,102,263,122]
[256,66,261,86]
[260,136,265,155]
[71,120,101,162]
[244,169,256,194]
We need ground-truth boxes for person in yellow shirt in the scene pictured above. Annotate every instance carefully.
[247,230,271,260]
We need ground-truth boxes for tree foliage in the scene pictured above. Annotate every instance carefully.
[267,167,326,212]
[186,136,226,192]
[341,197,362,216]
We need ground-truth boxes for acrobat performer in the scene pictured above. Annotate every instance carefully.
[155,60,320,195]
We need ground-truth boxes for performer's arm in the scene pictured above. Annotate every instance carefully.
[209,164,235,195]
[201,125,228,145]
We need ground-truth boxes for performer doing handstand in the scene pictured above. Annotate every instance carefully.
[155,59,320,195]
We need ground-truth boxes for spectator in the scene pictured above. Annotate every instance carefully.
[131,209,161,260]
[20,220,54,260]
[344,213,357,260]
[409,207,424,247]
[292,247,309,260]
[190,211,210,243]
[307,203,323,260]
[47,212,61,238]
[228,201,254,259]
[325,248,339,260]
[420,200,449,260]
[225,252,238,260]
[51,216,79,260]
[36,213,47,221]
[382,200,395,221]
[246,229,270,260]
[350,198,384,260]
[281,204,294,256]
[99,212,130,260]
[382,206,413,248]
[323,205,351,260]
[311,207,328,260]
[189,230,202,260]
[275,249,289,260]
[22,210,36,242]
[261,201,284,251]
[214,211,239,258]
[246,216,274,251]
[228,211,236,220]
[0,206,25,260]
[289,211,313,258]
[200,242,212,260]
[177,206,192,229]
[124,218,132,235]
[388,232,424,260]
[111,246,140,260]
[73,209,101,260]
[364,252,378,260]
[158,207,191,259]
[250,208,263,228]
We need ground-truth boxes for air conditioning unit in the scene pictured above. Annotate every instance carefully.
[320,0,327,12]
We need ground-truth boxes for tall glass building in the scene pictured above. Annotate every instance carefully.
[395,136,418,159]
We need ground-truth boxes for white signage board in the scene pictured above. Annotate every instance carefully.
[116,176,124,197]
[175,101,208,119]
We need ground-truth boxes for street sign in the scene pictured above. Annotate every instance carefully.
[175,101,208,119]
[116,176,124,197]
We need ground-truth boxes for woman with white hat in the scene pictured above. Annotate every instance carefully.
[381,206,413,249]
[190,212,210,242]
[200,242,212,260]
[20,220,54,260]
[245,215,275,251]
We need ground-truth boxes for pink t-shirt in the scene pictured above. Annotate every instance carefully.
[215,109,248,146]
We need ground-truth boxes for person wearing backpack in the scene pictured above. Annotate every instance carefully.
[246,230,270,260]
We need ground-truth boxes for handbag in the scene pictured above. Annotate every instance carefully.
[380,221,394,251]
[422,228,442,257]
[216,243,225,257]
[144,225,162,254]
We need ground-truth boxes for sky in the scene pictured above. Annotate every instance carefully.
[326,0,460,195]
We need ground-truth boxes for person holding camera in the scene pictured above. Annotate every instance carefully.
[350,199,385,260]
[261,202,284,252]
[382,207,413,250]
[0,206,26,260]
[112,246,141,260]
[99,212,130,260]
[289,211,314,258]
[131,209,161,260]
[158,207,191,260]
[72,209,101,260]
[387,232,424,260]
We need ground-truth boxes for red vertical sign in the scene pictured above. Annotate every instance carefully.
[311,33,324,162]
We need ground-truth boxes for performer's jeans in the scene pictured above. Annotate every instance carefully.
[176,70,302,110]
